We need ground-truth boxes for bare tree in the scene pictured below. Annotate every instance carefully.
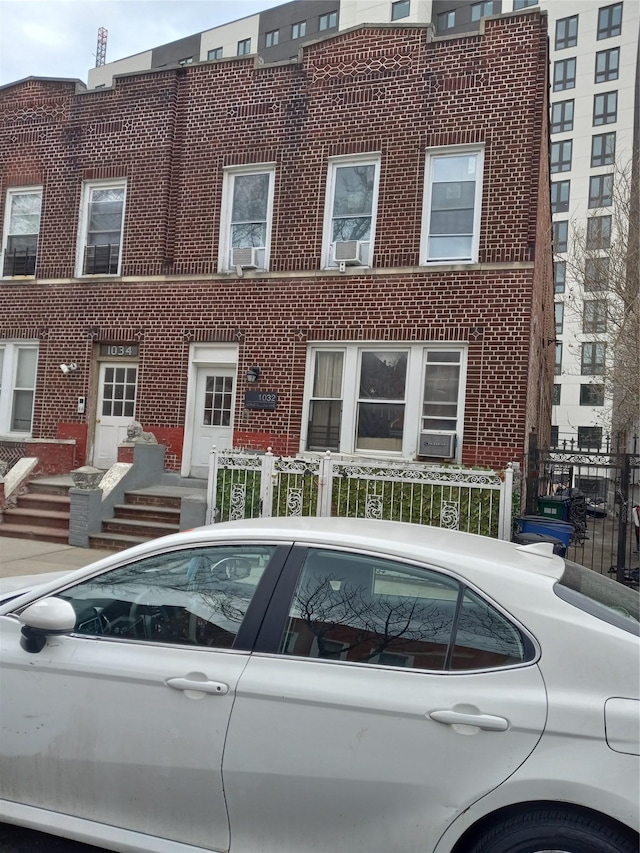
[560,156,639,450]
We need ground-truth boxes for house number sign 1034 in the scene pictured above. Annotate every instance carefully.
[100,344,139,357]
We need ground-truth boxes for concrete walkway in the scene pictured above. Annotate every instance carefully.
[0,537,116,579]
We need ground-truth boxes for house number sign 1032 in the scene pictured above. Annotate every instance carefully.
[244,391,278,410]
[100,344,139,357]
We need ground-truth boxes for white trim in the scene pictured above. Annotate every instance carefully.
[420,145,484,265]
[1,186,42,279]
[301,342,467,461]
[217,163,275,273]
[321,153,381,270]
[75,179,127,277]
[0,341,39,436]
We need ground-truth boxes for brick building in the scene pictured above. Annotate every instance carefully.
[0,10,553,482]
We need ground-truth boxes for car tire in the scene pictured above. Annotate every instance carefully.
[467,808,637,853]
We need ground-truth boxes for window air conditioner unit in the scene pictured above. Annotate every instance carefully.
[419,432,455,458]
[333,240,363,265]
[231,247,261,269]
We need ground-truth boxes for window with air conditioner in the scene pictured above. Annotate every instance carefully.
[0,342,38,435]
[218,165,275,272]
[322,155,380,269]
[303,344,466,460]
[2,187,42,278]
[76,180,126,276]
[421,147,484,265]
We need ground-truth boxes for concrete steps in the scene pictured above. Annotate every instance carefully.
[89,491,182,551]
[0,479,71,545]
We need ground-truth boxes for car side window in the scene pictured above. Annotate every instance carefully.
[278,549,532,671]
[451,588,531,669]
[57,545,276,648]
[279,549,460,670]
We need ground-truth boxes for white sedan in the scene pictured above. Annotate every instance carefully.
[0,517,638,853]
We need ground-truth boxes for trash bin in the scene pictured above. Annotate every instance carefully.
[513,531,567,557]
[537,495,569,521]
[516,516,574,550]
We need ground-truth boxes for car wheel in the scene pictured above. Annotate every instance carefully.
[467,808,637,853]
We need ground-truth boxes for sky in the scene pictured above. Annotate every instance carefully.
[0,0,277,87]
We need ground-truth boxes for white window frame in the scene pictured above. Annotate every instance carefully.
[301,343,467,461]
[76,179,127,277]
[0,342,38,436]
[321,154,381,270]
[217,164,276,273]
[420,146,484,265]
[2,186,42,279]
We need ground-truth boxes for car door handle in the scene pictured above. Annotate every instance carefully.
[428,710,509,731]
[166,676,229,695]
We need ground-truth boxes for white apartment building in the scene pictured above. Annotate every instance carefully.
[87,0,639,453]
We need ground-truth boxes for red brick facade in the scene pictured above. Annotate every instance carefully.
[0,12,553,476]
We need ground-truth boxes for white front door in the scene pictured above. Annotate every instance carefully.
[93,362,138,468]
[190,367,235,478]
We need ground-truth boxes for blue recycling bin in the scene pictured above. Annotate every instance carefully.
[516,516,574,550]
[513,531,567,557]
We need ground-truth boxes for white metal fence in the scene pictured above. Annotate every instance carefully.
[207,449,515,540]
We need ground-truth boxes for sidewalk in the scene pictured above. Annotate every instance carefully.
[0,537,116,579]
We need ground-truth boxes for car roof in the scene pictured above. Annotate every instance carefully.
[186,517,566,583]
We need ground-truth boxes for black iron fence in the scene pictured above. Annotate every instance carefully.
[538,447,640,586]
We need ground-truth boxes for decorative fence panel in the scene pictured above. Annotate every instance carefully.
[208,449,514,540]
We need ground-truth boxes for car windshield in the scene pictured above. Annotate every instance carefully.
[555,560,639,635]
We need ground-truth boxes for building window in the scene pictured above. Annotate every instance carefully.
[550,425,559,447]
[471,1,498,21]
[553,58,576,91]
[436,10,456,31]
[2,187,42,277]
[304,344,466,459]
[583,300,607,333]
[555,15,578,49]
[319,10,338,29]
[553,221,568,254]
[595,47,620,82]
[265,29,279,47]
[207,47,223,60]
[586,215,611,249]
[178,57,193,66]
[237,38,251,56]
[581,342,606,375]
[391,1,410,21]
[593,91,617,125]
[77,181,126,276]
[218,165,275,272]
[597,3,622,39]
[580,384,605,406]
[555,303,564,336]
[577,426,602,451]
[550,100,574,134]
[0,343,38,434]
[551,180,570,214]
[554,343,563,376]
[554,260,566,293]
[585,256,609,291]
[513,0,538,8]
[553,384,561,406]
[591,131,616,167]
[422,148,483,264]
[292,21,306,39]
[323,155,380,269]
[588,174,613,208]
[550,140,572,173]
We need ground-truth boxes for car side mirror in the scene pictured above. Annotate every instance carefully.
[19,597,76,654]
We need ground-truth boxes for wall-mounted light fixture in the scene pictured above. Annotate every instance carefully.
[60,362,78,375]
[246,366,261,383]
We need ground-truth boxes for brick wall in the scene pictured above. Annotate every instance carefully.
[0,11,552,474]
